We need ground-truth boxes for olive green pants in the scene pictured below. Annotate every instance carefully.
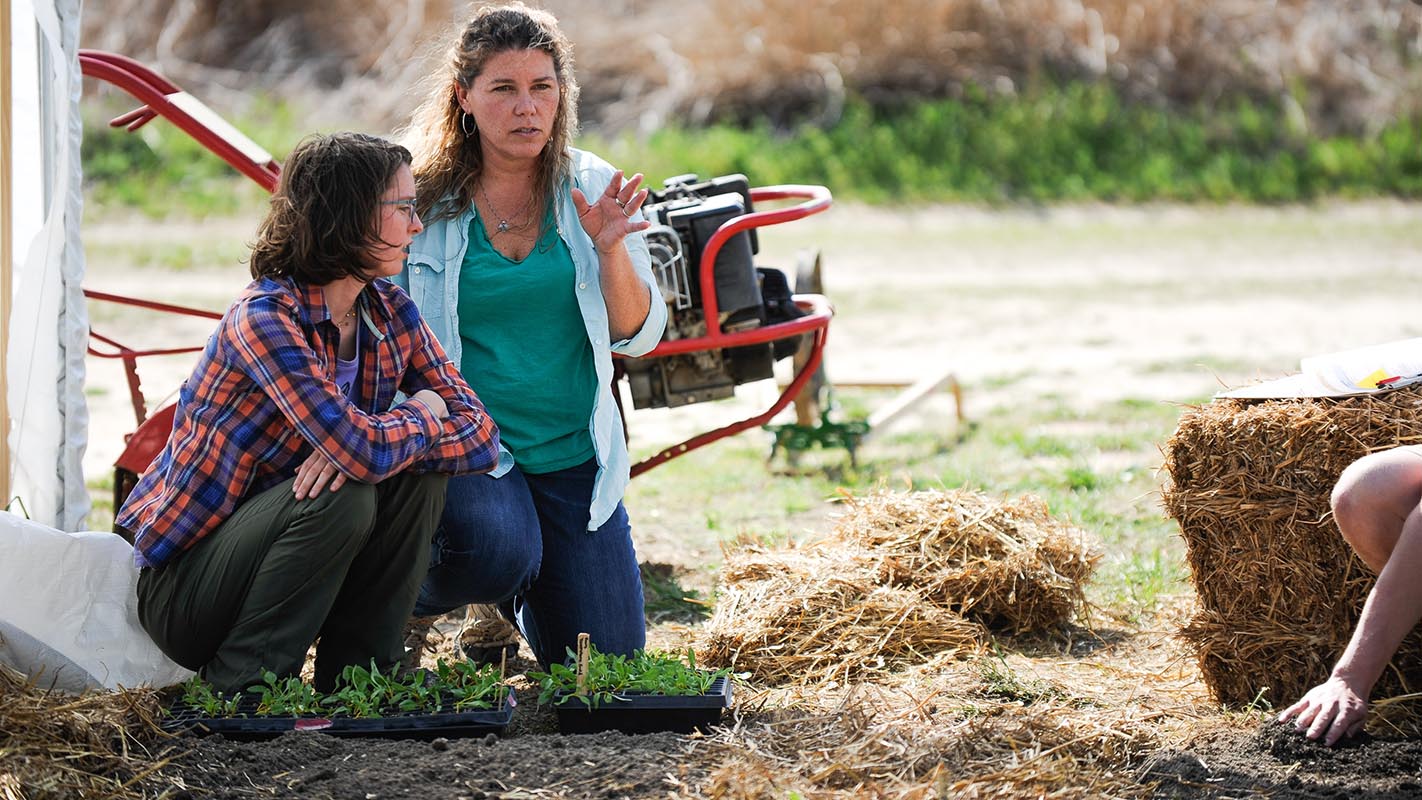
[136,472,448,693]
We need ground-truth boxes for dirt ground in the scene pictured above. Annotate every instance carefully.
[81,201,1422,798]
[1144,725,1422,799]
[159,721,1422,799]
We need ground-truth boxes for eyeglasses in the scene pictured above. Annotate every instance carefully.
[380,199,419,222]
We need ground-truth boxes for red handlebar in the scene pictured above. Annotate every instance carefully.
[696,185,832,337]
[79,50,281,192]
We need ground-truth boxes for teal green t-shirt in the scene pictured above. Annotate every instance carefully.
[457,212,596,474]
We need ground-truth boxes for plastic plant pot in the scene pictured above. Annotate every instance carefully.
[552,676,731,735]
[162,689,517,741]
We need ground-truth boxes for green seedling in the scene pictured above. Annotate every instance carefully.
[530,642,730,710]
[439,659,507,712]
[174,657,509,721]
[175,675,244,718]
[248,670,323,717]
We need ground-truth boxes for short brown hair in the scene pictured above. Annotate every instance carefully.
[250,132,412,284]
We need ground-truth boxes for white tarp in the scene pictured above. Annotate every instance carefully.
[7,0,90,531]
[0,510,193,690]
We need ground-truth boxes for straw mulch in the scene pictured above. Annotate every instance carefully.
[0,660,180,800]
[699,489,1101,686]
[690,637,1203,800]
[698,702,1159,799]
[1161,388,1422,709]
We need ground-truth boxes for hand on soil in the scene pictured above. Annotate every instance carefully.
[1277,676,1369,746]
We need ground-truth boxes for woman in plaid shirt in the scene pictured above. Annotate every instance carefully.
[116,132,500,693]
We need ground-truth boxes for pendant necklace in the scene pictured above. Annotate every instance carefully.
[477,180,533,235]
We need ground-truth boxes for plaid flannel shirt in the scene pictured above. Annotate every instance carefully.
[119,276,499,568]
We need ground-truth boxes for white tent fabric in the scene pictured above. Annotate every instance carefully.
[0,0,161,693]
[7,0,90,531]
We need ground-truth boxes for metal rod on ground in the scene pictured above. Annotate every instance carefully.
[858,367,964,447]
[1,0,13,505]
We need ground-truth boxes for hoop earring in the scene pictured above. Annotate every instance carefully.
[460,112,477,137]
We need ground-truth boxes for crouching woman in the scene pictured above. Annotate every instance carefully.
[115,132,499,693]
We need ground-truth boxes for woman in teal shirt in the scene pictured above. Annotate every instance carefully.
[393,3,666,669]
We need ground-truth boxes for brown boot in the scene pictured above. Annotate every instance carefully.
[399,614,445,673]
[457,604,521,667]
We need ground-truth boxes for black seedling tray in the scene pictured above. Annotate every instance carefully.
[163,690,516,741]
[553,677,731,734]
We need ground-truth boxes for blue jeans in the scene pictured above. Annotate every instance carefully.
[412,458,645,668]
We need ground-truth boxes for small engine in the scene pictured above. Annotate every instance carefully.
[623,174,804,409]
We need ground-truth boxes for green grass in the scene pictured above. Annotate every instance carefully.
[85,239,250,273]
[81,93,337,218]
[85,473,115,533]
[82,81,1422,217]
[640,563,710,624]
[589,83,1422,204]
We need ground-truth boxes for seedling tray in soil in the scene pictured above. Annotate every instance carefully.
[554,677,730,734]
[163,690,516,741]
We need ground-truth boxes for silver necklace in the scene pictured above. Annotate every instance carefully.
[477,180,533,235]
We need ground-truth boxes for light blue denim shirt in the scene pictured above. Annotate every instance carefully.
[393,148,667,530]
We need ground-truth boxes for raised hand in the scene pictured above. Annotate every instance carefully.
[571,170,651,253]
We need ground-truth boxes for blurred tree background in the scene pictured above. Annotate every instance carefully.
[78,0,1422,209]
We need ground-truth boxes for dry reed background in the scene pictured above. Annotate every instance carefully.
[79,0,1422,135]
[1162,387,1422,716]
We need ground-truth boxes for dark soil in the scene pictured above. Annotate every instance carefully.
[157,711,1422,799]
[164,699,709,800]
[1142,722,1422,799]
[156,656,716,800]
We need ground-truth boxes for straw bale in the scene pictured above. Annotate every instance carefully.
[701,537,984,685]
[0,659,179,800]
[1162,388,1422,707]
[834,489,1101,632]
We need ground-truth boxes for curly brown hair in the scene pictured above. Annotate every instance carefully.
[249,132,412,284]
[399,2,579,222]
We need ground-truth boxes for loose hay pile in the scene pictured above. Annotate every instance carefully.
[699,489,1101,686]
[1161,388,1422,708]
[837,490,1100,632]
[0,660,178,799]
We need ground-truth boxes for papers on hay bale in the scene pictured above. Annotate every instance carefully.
[698,489,1100,685]
[1161,386,1422,708]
